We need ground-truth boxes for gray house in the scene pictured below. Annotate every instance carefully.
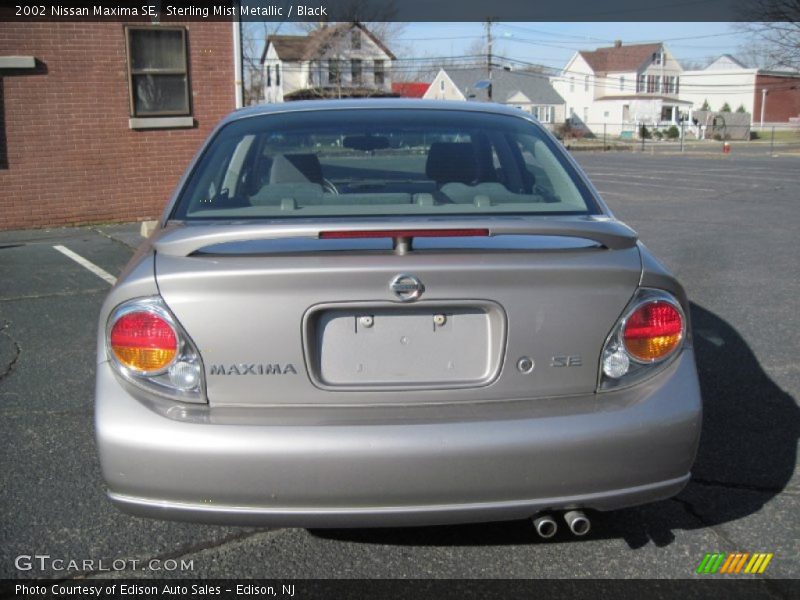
[423,67,566,127]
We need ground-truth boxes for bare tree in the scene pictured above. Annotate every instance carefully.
[736,1,800,70]
[680,58,710,71]
[241,21,281,105]
[737,40,784,69]
[395,53,466,84]
[291,0,407,50]
[292,21,408,59]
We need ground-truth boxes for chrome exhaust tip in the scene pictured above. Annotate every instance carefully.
[564,510,591,536]
[532,514,558,539]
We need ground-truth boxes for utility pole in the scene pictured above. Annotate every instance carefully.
[485,19,493,101]
[233,0,243,108]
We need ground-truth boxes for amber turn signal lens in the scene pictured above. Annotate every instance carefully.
[110,311,177,373]
[623,301,683,362]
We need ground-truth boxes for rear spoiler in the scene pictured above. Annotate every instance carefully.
[153,218,638,257]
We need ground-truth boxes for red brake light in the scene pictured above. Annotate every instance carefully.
[319,229,489,239]
[110,311,177,372]
[623,301,683,362]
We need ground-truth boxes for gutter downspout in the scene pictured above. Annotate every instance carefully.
[233,2,243,108]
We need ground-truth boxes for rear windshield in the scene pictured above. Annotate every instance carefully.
[171,108,599,220]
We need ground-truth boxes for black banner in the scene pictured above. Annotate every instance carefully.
[2,579,799,600]
[0,0,774,23]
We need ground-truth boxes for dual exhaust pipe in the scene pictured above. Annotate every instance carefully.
[532,510,591,539]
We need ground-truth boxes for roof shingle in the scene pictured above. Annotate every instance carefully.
[578,43,662,73]
[262,23,395,63]
[443,67,564,105]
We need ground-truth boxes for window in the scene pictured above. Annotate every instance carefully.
[584,75,589,92]
[440,79,445,91]
[569,77,574,92]
[637,74,645,93]
[351,59,363,85]
[351,29,361,49]
[654,75,661,93]
[126,26,190,117]
[276,64,280,87]
[309,62,318,87]
[266,65,271,87]
[328,59,341,85]
[172,109,598,221]
[675,77,680,95]
[652,51,663,65]
[374,60,385,85]
[663,76,678,94]
[583,107,588,122]
[619,76,625,92]
[533,106,553,123]
[646,75,656,93]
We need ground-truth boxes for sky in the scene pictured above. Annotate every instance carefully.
[403,22,740,64]
[270,21,747,75]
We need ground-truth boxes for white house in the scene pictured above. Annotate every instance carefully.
[552,41,690,136]
[260,23,395,102]
[424,67,566,128]
[680,55,756,117]
[680,55,800,127]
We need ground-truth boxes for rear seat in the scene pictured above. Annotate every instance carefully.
[250,185,413,209]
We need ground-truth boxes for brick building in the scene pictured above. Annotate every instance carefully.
[752,72,800,125]
[0,22,236,230]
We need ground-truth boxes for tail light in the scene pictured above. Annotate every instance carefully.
[599,289,686,390]
[106,297,205,403]
[110,311,177,373]
[623,301,683,362]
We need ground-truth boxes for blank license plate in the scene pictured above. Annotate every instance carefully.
[315,308,492,386]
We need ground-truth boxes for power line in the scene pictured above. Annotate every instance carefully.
[259,51,800,96]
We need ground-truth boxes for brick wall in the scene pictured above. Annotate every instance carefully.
[0,22,235,230]
[753,73,800,124]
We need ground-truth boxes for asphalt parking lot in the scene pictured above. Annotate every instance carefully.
[1,152,798,582]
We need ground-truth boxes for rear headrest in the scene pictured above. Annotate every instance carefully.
[425,142,478,185]
[270,153,324,185]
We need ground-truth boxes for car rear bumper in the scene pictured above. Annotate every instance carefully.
[95,349,701,527]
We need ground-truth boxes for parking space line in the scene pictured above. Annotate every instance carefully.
[52,245,117,285]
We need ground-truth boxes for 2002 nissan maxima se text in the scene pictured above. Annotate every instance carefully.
[95,100,701,537]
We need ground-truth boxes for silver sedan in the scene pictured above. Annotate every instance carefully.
[95,100,701,537]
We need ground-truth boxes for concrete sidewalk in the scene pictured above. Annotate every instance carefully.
[0,221,148,250]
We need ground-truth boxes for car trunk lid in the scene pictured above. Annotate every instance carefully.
[154,218,641,407]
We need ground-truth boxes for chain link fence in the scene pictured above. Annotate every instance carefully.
[548,121,800,156]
